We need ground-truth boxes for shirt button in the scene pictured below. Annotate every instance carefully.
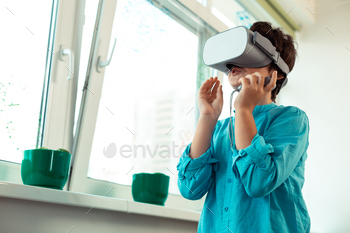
[228,179,232,183]
[259,162,266,168]
[224,207,228,212]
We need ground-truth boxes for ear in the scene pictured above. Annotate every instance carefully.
[267,65,284,80]
[273,71,285,80]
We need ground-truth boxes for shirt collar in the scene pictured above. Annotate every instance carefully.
[233,102,277,114]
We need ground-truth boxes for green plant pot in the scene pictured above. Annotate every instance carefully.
[132,172,170,206]
[21,149,72,190]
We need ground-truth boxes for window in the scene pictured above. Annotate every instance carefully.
[87,0,199,196]
[197,0,208,7]
[0,0,97,187]
[69,0,217,211]
[211,0,257,29]
[0,0,54,163]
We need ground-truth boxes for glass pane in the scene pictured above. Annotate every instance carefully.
[196,0,207,7]
[0,0,54,163]
[87,0,199,195]
[212,0,257,29]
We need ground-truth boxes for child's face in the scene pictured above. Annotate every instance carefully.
[228,65,274,89]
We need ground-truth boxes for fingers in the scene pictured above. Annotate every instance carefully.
[211,80,220,96]
[202,77,213,90]
[249,72,261,88]
[243,72,276,91]
[254,72,264,89]
[217,83,223,98]
[208,80,220,102]
[272,70,278,88]
[205,77,218,94]
[238,76,250,88]
[268,71,278,91]
[199,77,216,95]
[217,84,223,105]
[241,74,256,89]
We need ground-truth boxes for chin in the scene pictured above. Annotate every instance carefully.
[229,81,240,90]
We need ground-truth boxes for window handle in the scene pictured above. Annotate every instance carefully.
[96,37,117,73]
[59,45,75,80]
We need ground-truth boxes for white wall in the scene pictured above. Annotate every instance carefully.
[278,1,350,232]
[0,197,198,233]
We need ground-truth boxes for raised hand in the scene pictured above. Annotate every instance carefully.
[198,77,223,118]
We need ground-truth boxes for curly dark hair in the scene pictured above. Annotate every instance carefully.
[250,22,298,103]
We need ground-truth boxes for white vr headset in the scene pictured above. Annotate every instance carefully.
[203,26,289,89]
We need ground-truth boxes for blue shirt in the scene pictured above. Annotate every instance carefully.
[177,102,311,233]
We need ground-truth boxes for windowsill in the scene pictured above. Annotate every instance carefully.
[0,181,201,222]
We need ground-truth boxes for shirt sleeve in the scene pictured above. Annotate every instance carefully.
[232,107,310,198]
[177,122,220,200]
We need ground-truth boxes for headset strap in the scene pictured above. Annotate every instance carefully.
[253,31,290,76]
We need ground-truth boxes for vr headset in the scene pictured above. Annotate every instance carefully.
[203,26,289,89]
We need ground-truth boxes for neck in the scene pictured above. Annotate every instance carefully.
[257,92,273,105]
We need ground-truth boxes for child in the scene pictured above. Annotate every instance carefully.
[177,21,310,233]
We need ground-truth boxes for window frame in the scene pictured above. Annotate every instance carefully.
[42,0,85,154]
[0,0,86,190]
[67,0,221,211]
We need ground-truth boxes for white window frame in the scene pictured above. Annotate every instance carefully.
[0,0,86,190]
[68,0,223,211]
[43,0,86,154]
